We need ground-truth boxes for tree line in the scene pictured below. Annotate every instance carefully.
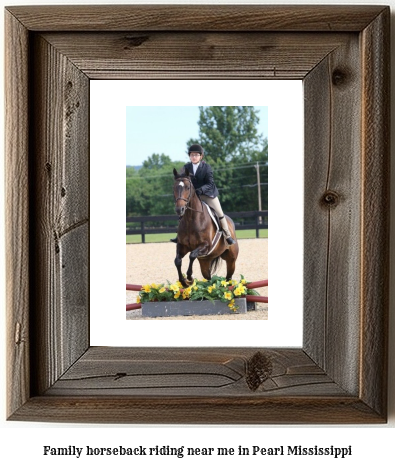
[126,106,268,216]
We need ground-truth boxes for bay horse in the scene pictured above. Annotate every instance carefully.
[173,168,239,287]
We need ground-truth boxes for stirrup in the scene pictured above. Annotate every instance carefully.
[170,237,178,243]
[226,236,236,245]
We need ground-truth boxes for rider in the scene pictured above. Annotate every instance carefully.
[171,144,236,245]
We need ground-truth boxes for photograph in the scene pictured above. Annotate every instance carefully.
[125,105,269,320]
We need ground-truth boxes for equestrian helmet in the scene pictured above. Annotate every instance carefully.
[188,144,204,155]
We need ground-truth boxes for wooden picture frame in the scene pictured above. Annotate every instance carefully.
[5,5,390,424]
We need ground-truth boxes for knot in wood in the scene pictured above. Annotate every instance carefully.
[114,372,127,381]
[246,351,273,391]
[321,190,340,207]
[332,68,349,87]
[123,35,150,49]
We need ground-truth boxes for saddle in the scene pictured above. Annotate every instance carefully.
[198,202,227,258]
[202,202,221,232]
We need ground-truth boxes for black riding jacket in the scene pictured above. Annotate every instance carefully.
[183,161,219,198]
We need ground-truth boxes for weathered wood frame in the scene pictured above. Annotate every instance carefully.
[5,5,390,424]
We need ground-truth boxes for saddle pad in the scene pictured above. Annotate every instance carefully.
[198,202,222,258]
[202,202,220,231]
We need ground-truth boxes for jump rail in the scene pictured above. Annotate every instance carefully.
[126,280,268,311]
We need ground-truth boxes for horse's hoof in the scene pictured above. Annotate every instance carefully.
[185,277,194,286]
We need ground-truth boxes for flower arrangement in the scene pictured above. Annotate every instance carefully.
[137,275,259,312]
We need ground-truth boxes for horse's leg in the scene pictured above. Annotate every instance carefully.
[174,244,189,287]
[185,248,199,286]
[221,244,239,281]
[185,245,210,285]
[197,258,213,281]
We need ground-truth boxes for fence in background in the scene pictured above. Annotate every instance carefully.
[126,211,268,243]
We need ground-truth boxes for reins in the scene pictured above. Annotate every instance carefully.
[174,178,204,215]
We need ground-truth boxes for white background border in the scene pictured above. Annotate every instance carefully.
[90,80,304,347]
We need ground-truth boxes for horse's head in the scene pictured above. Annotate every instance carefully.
[173,168,193,217]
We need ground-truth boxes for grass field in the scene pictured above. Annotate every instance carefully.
[126,229,268,244]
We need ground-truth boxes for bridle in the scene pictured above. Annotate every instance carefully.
[174,177,203,215]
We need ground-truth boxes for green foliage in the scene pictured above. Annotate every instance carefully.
[187,106,268,212]
[137,275,259,313]
[187,106,264,163]
[126,166,140,215]
[126,154,184,216]
[126,106,268,216]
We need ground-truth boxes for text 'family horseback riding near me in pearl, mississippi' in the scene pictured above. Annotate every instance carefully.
[42,444,353,459]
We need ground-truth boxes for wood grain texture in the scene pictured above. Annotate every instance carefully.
[10,396,384,425]
[42,32,351,80]
[304,35,362,395]
[11,348,385,424]
[29,35,90,395]
[5,5,390,424]
[5,5,386,32]
[4,10,30,419]
[46,347,344,397]
[360,9,390,418]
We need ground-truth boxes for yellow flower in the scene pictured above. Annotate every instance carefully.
[159,287,166,293]
[142,284,151,293]
[170,284,179,292]
[241,279,247,285]
[237,284,246,293]
[224,292,232,300]
[234,287,242,296]
[136,296,141,303]
[176,281,183,288]
[151,283,159,289]
[221,280,228,287]
[182,287,192,299]
[194,286,198,291]
[174,291,181,299]
[207,283,216,293]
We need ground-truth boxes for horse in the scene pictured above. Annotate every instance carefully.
[172,168,239,287]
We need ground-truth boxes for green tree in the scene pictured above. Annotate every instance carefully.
[126,154,185,216]
[141,153,172,170]
[187,106,268,212]
[126,166,142,215]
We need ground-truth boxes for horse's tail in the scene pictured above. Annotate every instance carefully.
[210,255,222,274]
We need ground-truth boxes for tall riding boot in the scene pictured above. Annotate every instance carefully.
[219,216,236,245]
